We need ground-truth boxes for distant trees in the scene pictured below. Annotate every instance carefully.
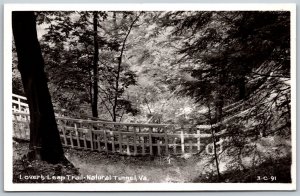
[157,11,290,180]
[159,11,290,125]
[98,12,139,122]
[12,11,65,163]
[12,10,290,127]
[37,11,107,118]
[35,11,139,120]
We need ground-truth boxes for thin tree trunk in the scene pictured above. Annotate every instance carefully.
[208,69,224,181]
[12,11,65,164]
[112,15,139,122]
[215,69,224,124]
[215,95,224,123]
[207,101,221,181]
[144,98,152,114]
[92,11,99,118]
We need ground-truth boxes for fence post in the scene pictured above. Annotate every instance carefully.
[157,140,161,156]
[118,125,123,154]
[90,124,94,151]
[149,127,153,155]
[18,97,21,111]
[197,129,201,152]
[141,136,145,155]
[111,131,115,153]
[126,134,130,155]
[61,120,67,146]
[75,123,80,148]
[104,129,108,153]
[189,140,193,153]
[70,128,74,148]
[181,128,185,154]
[133,126,137,155]
[164,127,169,155]
[83,132,87,150]
[173,138,177,154]
[97,132,101,152]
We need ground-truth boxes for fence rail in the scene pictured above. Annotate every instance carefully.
[12,94,29,113]
[12,111,223,156]
[12,94,223,156]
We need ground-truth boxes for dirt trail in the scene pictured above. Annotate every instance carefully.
[64,148,205,183]
[13,136,291,183]
[13,141,211,183]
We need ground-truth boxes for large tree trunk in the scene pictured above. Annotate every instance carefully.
[12,11,65,164]
[92,12,99,118]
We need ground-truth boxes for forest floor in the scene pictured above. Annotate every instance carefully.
[13,137,292,183]
[13,141,207,183]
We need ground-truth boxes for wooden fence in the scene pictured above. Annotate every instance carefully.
[12,94,29,113]
[12,94,223,156]
[13,112,224,156]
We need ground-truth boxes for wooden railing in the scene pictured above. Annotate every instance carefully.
[12,94,29,113]
[12,111,224,156]
[12,93,65,117]
[12,94,223,156]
